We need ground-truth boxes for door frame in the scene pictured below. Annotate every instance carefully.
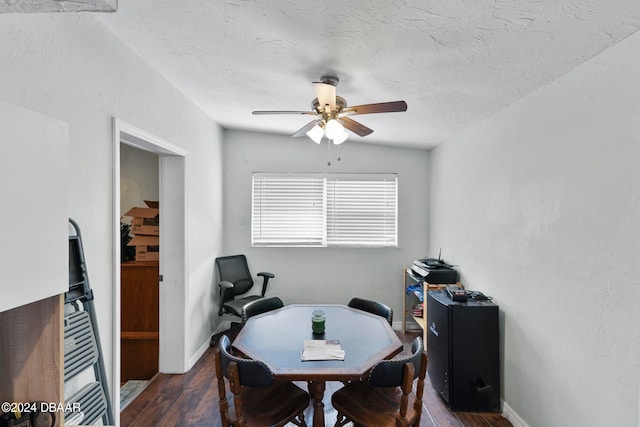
[112,118,189,419]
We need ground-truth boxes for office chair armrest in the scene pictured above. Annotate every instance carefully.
[219,280,235,303]
[257,272,274,279]
[257,272,274,297]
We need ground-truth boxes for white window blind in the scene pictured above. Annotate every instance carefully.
[252,174,325,246]
[326,175,397,247]
[252,173,398,248]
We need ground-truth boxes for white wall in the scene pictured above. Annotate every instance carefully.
[0,12,224,413]
[222,130,429,319]
[0,100,68,312]
[120,144,159,219]
[428,32,640,427]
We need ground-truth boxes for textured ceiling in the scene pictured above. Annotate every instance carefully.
[95,1,640,149]
[0,0,116,13]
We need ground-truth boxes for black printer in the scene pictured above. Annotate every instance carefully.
[411,257,458,284]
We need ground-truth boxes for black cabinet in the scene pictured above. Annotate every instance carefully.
[426,290,500,412]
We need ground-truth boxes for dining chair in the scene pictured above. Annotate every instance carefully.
[347,297,393,326]
[241,296,284,324]
[216,254,274,318]
[331,337,426,427]
[214,335,310,427]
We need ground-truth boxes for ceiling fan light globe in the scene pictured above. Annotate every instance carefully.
[325,119,344,140]
[306,124,324,144]
[332,130,348,145]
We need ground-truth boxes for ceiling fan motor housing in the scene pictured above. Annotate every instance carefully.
[311,96,347,116]
[319,75,339,86]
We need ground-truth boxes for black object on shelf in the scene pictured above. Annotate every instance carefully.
[412,258,458,284]
[426,289,500,412]
[445,285,467,302]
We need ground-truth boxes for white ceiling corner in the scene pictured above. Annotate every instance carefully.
[93,0,640,149]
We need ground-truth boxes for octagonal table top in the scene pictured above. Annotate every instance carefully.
[233,304,403,381]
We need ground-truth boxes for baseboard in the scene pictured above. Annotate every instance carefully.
[189,335,213,370]
[502,401,529,427]
[214,320,233,334]
[188,319,240,370]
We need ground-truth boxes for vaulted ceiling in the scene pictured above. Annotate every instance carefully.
[94,1,640,149]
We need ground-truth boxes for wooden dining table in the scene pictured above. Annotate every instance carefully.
[232,304,403,427]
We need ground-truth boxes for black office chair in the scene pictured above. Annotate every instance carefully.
[216,254,274,318]
[347,297,393,326]
[215,335,309,427]
[241,296,284,324]
[331,337,426,427]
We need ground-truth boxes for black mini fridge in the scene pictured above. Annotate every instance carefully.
[426,290,500,412]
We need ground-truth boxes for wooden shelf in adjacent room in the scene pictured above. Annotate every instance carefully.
[121,261,159,383]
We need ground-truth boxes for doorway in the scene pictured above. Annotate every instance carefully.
[112,118,189,421]
[119,144,159,407]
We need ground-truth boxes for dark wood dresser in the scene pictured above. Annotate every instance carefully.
[121,261,159,383]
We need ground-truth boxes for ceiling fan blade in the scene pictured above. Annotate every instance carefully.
[252,110,317,115]
[341,100,408,115]
[292,119,322,137]
[313,82,336,109]
[339,117,374,137]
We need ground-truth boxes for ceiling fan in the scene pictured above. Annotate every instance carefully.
[252,75,408,145]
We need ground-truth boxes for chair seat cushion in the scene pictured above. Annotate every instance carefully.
[331,381,419,427]
[224,295,263,317]
[225,381,310,426]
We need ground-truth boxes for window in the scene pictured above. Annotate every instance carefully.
[252,174,325,246]
[252,173,397,247]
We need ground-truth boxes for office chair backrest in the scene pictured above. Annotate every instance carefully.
[241,296,284,324]
[368,337,424,387]
[216,255,254,296]
[218,335,274,387]
[348,297,393,326]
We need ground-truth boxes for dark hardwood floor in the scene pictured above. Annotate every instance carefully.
[121,330,512,427]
